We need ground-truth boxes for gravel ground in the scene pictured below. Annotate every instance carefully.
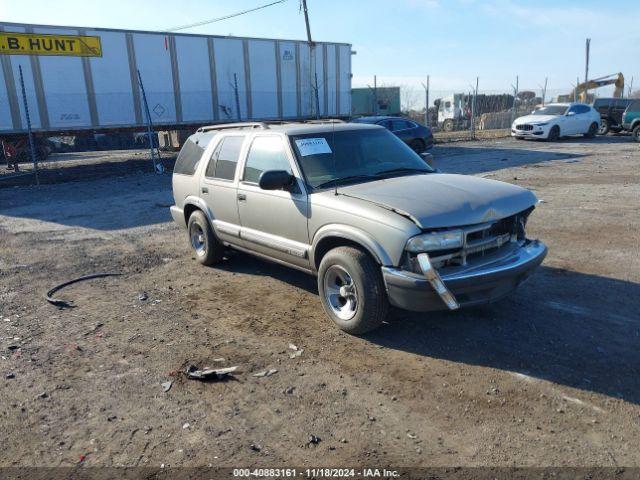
[0,135,638,468]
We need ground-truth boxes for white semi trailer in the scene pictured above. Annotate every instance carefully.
[0,21,352,159]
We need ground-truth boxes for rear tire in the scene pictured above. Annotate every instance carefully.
[187,210,224,266]
[584,122,598,138]
[318,246,388,335]
[633,125,640,143]
[442,119,454,132]
[547,125,560,141]
[410,139,426,154]
[598,119,610,135]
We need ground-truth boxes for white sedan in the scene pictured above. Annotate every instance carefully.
[511,103,600,141]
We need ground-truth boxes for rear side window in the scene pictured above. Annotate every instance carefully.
[174,138,204,175]
[243,136,292,184]
[391,119,409,131]
[593,99,607,108]
[207,136,244,180]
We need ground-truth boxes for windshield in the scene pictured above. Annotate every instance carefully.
[532,105,567,116]
[289,128,434,189]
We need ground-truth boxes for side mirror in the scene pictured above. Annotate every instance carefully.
[259,170,294,190]
[566,111,576,116]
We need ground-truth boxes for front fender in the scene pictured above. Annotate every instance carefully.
[310,224,395,269]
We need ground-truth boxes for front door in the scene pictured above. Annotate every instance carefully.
[200,135,246,246]
[237,135,310,269]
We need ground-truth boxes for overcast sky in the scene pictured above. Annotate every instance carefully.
[2,0,638,97]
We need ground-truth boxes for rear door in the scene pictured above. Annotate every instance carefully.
[612,100,631,126]
[236,134,310,269]
[390,119,413,144]
[200,135,246,246]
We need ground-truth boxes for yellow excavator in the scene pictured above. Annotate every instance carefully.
[557,73,625,103]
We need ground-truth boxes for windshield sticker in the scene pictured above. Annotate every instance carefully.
[295,138,332,156]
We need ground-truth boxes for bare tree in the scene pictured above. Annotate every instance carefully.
[401,85,420,113]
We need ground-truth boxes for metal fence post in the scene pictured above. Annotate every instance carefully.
[233,73,242,121]
[470,77,478,138]
[511,75,519,126]
[18,65,39,185]
[136,69,162,174]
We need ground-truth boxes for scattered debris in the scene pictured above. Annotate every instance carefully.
[249,443,261,452]
[253,369,278,377]
[307,434,321,445]
[161,381,173,392]
[6,373,15,379]
[407,432,417,439]
[182,422,190,429]
[186,364,238,381]
[45,273,122,308]
[288,343,304,359]
[138,292,148,301]
[284,386,295,395]
[339,438,347,443]
[36,391,48,399]
[7,345,19,351]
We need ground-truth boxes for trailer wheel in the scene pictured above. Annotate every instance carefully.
[442,119,454,132]
[633,125,640,143]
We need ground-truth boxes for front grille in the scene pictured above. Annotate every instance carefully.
[428,210,530,268]
[515,124,533,131]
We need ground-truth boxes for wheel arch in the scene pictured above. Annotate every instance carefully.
[182,196,211,224]
[310,226,394,272]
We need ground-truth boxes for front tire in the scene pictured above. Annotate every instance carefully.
[598,119,610,135]
[187,210,224,266]
[317,246,388,335]
[633,125,640,143]
[584,122,598,138]
[547,125,560,141]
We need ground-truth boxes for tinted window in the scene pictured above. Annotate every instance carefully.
[615,99,632,108]
[243,136,292,184]
[391,119,410,131]
[213,136,244,180]
[593,99,607,108]
[378,119,392,130]
[174,138,204,175]
[571,105,590,114]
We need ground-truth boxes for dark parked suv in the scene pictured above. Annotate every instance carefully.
[351,116,433,153]
[593,98,635,135]
[621,100,640,142]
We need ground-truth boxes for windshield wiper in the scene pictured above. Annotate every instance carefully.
[374,167,432,177]
[314,174,379,189]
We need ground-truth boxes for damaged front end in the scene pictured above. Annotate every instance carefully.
[381,207,547,312]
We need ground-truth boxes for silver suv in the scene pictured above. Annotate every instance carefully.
[170,121,547,334]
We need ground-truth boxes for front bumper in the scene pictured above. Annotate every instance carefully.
[511,127,547,138]
[382,240,547,312]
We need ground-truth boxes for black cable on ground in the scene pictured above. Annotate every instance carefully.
[45,273,122,308]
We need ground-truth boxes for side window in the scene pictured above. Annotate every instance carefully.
[174,138,204,176]
[575,105,590,114]
[378,120,392,130]
[391,119,408,131]
[211,136,244,180]
[243,136,292,184]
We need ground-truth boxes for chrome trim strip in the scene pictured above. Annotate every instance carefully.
[241,227,309,258]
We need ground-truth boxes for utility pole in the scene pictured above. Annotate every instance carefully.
[584,38,590,84]
[575,76,580,102]
[628,77,634,98]
[421,76,430,126]
[541,77,548,106]
[510,75,519,125]
[301,0,320,119]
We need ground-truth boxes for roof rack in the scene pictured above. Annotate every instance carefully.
[302,119,346,124]
[196,122,269,133]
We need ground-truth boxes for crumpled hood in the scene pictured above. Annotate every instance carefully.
[338,174,538,229]
[514,114,557,124]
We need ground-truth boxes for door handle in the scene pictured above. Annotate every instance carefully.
[201,187,209,194]
[237,193,247,201]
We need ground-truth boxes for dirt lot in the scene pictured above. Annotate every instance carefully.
[0,136,639,468]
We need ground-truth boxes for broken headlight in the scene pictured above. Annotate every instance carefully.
[405,230,463,253]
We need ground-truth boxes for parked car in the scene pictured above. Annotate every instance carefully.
[592,98,635,135]
[171,121,547,334]
[621,100,640,142]
[511,103,600,141]
[351,116,433,153]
